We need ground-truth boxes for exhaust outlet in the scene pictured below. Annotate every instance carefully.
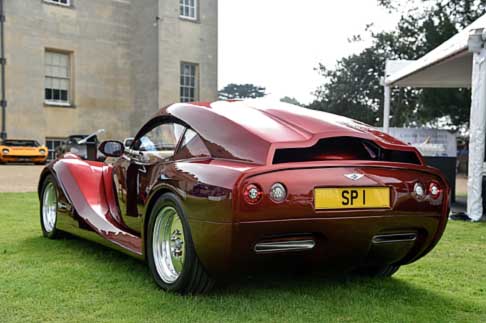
[254,240,316,254]
[372,233,417,244]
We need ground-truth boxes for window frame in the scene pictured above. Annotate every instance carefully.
[132,120,187,159]
[180,62,199,103]
[44,0,71,7]
[44,49,73,107]
[45,137,66,161]
[179,0,198,21]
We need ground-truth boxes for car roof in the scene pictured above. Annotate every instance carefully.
[153,100,410,165]
[2,139,39,143]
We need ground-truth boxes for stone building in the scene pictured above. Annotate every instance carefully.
[0,0,218,159]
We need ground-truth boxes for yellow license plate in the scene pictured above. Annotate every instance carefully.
[314,187,390,210]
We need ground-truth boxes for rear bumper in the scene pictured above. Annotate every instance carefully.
[191,164,449,276]
[192,212,447,275]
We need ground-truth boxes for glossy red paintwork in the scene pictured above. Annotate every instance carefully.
[155,101,424,165]
[45,153,142,256]
[39,100,450,277]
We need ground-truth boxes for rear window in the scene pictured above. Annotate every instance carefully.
[2,140,40,147]
[174,129,211,160]
[272,137,421,165]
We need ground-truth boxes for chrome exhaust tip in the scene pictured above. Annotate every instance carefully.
[254,240,316,254]
[372,233,417,244]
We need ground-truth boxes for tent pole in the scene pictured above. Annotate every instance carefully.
[383,85,391,133]
[467,30,486,221]
[0,0,6,141]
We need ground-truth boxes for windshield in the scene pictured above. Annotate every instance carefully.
[68,135,98,144]
[2,140,40,147]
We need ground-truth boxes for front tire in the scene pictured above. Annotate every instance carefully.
[146,193,214,294]
[40,175,60,239]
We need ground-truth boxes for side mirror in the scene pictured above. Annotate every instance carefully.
[99,140,124,157]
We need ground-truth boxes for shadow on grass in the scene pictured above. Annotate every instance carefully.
[21,233,143,264]
[17,233,466,322]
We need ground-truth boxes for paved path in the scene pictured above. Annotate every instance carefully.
[456,174,467,196]
[0,165,44,192]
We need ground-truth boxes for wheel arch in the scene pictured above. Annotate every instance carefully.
[38,168,53,199]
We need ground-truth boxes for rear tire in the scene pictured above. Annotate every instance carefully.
[356,264,400,277]
[146,193,215,294]
[40,175,60,239]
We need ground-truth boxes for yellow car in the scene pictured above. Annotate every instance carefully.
[0,139,48,165]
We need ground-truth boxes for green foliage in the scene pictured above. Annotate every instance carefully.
[1,193,485,322]
[280,96,304,107]
[309,32,420,126]
[379,0,486,29]
[218,83,266,100]
[310,0,486,129]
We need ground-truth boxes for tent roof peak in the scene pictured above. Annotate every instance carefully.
[385,14,486,88]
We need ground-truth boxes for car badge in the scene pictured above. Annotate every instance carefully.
[344,173,364,181]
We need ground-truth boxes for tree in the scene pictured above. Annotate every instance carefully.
[309,0,486,130]
[218,83,266,100]
[309,31,420,126]
[280,96,303,107]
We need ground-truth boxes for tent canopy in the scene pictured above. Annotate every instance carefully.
[383,14,486,221]
[385,14,486,88]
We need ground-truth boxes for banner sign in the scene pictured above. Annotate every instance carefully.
[381,128,457,157]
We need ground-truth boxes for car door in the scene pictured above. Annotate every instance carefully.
[113,121,186,233]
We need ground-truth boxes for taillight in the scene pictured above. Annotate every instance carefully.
[429,182,441,199]
[413,182,425,199]
[243,184,263,205]
[269,182,287,203]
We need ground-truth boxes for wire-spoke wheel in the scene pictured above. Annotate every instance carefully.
[147,193,215,294]
[40,175,60,239]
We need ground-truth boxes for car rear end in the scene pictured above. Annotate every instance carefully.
[228,137,450,274]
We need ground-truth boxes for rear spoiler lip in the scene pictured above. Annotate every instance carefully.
[239,160,447,182]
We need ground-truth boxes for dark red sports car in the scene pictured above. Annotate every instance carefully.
[38,100,450,294]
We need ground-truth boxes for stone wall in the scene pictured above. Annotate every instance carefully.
[1,0,217,143]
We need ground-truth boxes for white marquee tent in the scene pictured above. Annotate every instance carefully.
[383,14,486,221]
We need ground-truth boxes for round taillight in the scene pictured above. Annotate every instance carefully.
[269,183,287,203]
[429,182,441,199]
[244,184,263,205]
[414,182,425,199]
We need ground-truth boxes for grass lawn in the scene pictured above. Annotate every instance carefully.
[0,193,485,323]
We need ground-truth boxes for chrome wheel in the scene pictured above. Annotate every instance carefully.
[42,182,57,233]
[152,206,186,284]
